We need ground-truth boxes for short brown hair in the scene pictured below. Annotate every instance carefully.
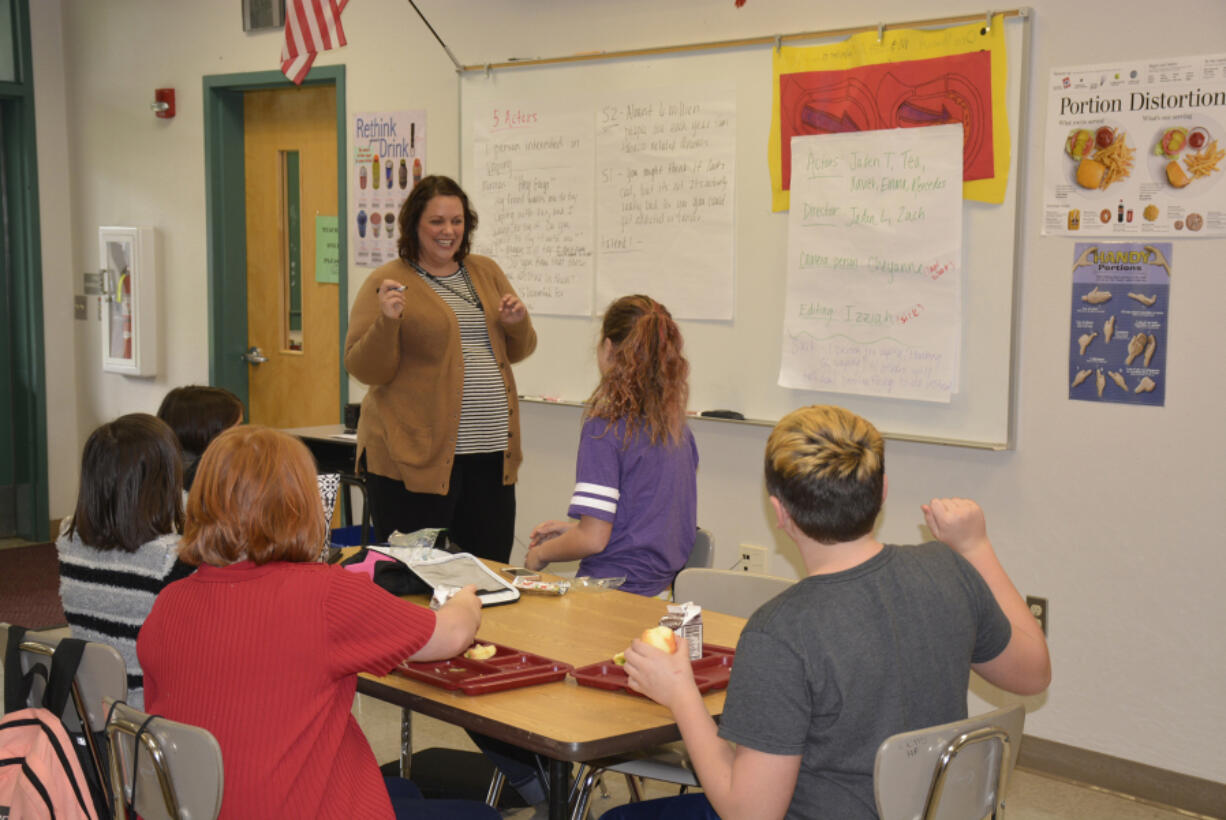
[157,385,245,456]
[396,175,478,264]
[764,405,885,544]
[69,414,183,552]
[181,425,325,567]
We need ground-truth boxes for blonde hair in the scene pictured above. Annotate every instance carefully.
[180,426,325,567]
[765,405,884,543]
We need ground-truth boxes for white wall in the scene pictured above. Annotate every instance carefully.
[36,0,1226,783]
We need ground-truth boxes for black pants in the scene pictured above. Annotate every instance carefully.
[365,452,515,563]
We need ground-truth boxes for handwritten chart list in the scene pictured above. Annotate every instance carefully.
[779,125,964,402]
[472,107,595,316]
[595,88,735,320]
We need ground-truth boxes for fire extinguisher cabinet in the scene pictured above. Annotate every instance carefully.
[99,226,157,376]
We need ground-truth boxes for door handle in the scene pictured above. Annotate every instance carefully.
[243,345,268,364]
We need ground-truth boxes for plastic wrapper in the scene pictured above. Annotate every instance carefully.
[430,584,459,610]
[388,527,450,550]
[570,576,626,590]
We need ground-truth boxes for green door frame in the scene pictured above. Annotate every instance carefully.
[0,0,49,541]
[202,67,348,417]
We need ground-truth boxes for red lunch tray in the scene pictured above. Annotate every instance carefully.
[570,644,735,696]
[395,641,572,695]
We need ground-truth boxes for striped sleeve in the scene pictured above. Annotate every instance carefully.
[566,420,622,523]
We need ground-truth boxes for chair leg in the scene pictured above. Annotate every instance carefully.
[569,766,605,820]
[399,709,412,779]
[485,769,507,807]
[623,773,644,802]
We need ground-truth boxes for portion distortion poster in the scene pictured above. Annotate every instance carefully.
[1043,53,1226,237]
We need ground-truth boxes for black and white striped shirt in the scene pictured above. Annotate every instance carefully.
[418,267,510,455]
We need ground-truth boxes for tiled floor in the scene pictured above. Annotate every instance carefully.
[352,694,1204,820]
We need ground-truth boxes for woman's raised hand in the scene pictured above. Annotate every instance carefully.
[378,279,406,319]
[499,293,527,324]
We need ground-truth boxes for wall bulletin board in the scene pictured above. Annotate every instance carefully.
[459,9,1033,449]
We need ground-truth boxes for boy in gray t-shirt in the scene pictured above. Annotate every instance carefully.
[616,405,1051,820]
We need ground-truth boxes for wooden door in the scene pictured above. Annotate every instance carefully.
[243,85,338,428]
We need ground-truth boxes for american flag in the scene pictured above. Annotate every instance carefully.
[281,0,350,85]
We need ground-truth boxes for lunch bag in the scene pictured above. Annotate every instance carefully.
[338,547,433,596]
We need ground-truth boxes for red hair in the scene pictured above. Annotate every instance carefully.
[180,426,325,567]
[587,295,689,444]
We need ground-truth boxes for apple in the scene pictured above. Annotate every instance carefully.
[640,625,678,654]
[464,643,496,660]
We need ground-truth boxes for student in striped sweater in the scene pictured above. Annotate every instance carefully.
[56,413,193,708]
[138,426,496,820]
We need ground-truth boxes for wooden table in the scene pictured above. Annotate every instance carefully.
[357,573,746,820]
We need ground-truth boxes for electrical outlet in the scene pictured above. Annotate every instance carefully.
[1026,595,1048,636]
[738,544,767,574]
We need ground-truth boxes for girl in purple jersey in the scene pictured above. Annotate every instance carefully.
[525,294,698,596]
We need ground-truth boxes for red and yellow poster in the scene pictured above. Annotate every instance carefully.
[770,15,1010,210]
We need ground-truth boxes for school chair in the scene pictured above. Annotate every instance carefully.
[3,623,127,813]
[104,698,224,820]
[874,704,1025,820]
[673,566,796,618]
[685,527,714,570]
[568,568,798,819]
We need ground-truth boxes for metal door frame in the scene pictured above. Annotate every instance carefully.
[202,67,348,414]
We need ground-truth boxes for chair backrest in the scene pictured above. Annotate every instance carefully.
[104,698,224,820]
[672,567,796,618]
[1,625,127,735]
[684,527,715,570]
[873,704,1025,820]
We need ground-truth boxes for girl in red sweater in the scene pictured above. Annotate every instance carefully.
[138,425,496,819]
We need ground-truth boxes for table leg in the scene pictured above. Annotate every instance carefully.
[548,757,570,820]
[400,708,413,779]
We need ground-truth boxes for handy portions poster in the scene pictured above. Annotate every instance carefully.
[1068,243,1170,406]
[779,124,964,403]
[770,14,1009,211]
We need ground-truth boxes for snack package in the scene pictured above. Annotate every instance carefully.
[512,577,571,596]
[662,601,703,660]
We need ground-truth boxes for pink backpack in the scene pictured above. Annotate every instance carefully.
[0,706,99,819]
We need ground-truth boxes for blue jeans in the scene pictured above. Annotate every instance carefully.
[385,777,501,820]
[598,793,721,820]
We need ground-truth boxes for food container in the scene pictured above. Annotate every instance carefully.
[662,602,703,660]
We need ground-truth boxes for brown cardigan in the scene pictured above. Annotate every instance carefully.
[344,255,537,494]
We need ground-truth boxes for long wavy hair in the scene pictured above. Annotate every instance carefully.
[586,295,689,444]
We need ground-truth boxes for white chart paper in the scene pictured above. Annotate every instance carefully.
[779,125,964,402]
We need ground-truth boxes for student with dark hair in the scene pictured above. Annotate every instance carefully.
[607,405,1051,820]
[345,175,536,560]
[138,425,496,820]
[156,384,244,490]
[56,413,194,707]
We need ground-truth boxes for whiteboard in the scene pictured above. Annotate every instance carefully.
[460,17,1029,449]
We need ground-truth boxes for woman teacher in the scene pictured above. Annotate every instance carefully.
[345,175,536,561]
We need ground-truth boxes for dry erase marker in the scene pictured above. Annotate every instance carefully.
[382,284,406,293]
